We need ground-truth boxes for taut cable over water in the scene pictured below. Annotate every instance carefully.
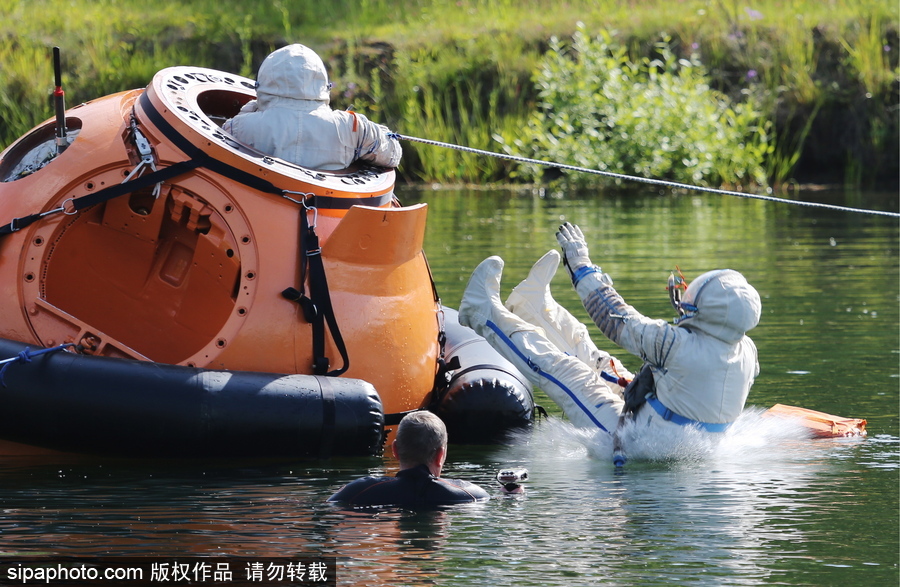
[392,134,900,219]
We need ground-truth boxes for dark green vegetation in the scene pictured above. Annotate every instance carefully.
[1,0,897,189]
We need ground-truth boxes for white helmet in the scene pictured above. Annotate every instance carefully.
[672,269,761,343]
[256,44,331,103]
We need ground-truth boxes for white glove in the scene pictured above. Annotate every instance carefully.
[556,222,593,281]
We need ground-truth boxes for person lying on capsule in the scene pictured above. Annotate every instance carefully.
[223,43,401,170]
[458,222,761,449]
[328,410,489,508]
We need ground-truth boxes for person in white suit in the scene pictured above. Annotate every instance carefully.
[458,222,761,454]
[224,44,401,170]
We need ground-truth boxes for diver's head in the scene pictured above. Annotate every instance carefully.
[671,269,761,342]
[256,44,331,103]
[392,411,448,475]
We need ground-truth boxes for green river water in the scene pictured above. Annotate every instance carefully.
[0,186,896,586]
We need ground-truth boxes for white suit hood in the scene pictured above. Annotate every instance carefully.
[256,44,330,104]
[678,269,761,343]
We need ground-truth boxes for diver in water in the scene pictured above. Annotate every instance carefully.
[458,222,761,450]
[223,44,402,170]
[327,410,489,508]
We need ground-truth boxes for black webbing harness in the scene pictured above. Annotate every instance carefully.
[0,91,389,376]
[0,158,203,237]
[280,197,349,376]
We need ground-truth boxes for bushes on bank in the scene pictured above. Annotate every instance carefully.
[497,26,771,189]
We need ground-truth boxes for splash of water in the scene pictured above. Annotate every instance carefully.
[509,406,816,467]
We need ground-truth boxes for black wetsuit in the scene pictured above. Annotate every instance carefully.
[327,464,489,508]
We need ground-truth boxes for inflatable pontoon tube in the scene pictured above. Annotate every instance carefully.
[0,338,384,458]
[437,307,534,443]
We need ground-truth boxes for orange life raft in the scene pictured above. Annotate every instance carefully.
[0,66,534,457]
[764,404,867,438]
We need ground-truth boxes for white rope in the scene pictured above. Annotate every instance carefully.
[394,134,900,219]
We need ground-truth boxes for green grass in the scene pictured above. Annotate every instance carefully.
[0,0,896,187]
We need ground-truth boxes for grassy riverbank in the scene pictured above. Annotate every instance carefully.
[1,0,897,188]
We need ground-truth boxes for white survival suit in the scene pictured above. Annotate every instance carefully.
[458,223,761,438]
[223,44,402,170]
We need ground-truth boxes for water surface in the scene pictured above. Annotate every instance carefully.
[0,187,896,586]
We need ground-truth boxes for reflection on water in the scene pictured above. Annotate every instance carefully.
[0,188,896,586]
[0,422,893,586]
[490,418,847,585]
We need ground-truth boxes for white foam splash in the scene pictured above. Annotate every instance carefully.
[508,406,817,467]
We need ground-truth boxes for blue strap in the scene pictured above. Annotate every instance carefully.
[571,265,599,287]
[599,371,619,385]
[485,320,610,434]
[645,396,731,433]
